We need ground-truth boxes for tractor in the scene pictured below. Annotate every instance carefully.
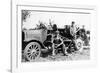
[22,22,90,62]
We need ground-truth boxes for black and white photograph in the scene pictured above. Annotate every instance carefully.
[21,8,91,62]
[11,1,97,72]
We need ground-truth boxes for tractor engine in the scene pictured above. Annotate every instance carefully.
[43,24,65,55]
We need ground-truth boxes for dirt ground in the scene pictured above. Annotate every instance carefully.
[22,48,90,62]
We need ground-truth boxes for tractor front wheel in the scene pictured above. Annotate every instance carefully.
[75,38,84,52]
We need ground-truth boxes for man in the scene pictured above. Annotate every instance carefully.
[70,21,77,36]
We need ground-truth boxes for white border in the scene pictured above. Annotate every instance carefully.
[11,1,97,73]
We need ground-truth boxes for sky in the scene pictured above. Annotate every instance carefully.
[22,11,91,30]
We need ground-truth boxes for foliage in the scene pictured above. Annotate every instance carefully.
[22,10,30,22]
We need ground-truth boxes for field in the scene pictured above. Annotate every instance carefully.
[22,48,90,62]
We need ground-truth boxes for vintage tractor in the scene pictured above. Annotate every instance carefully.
[22,23,90,62]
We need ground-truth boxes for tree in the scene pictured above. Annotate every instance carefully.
[22,10,30,22]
